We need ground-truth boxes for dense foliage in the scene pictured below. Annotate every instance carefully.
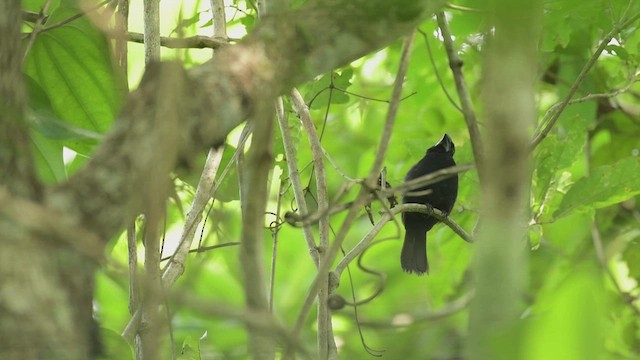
[18,0,640,358]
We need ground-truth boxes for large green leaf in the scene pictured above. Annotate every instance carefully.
[23,2,123,155]
[553,157,640,220]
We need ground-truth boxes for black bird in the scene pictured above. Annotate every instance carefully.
[401,134,458,274]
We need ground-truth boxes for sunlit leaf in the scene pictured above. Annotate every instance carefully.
[553,157,640,220]
[23,3,123,155]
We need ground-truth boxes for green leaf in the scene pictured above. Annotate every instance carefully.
[240,13,255,32]
[533,48,595,221]
[30,131,66,183]
[605,44,629,61]
[23,3,123,155]
[22,0,61,12]
[533,133,582,213]
[622,237,640,281]
[98,327,134,360]
[305,69,352,109]
[25,75,102,142]
[178,336,201,360]
[553,157,640,220]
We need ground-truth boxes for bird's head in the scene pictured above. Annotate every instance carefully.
[428,134,455,156]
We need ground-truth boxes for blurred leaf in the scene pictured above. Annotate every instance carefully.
[98,327,134,360]
[22,0,61,12]
[305,69,353,109]
[240,13,255,32]
[605,44,629,61]
[172,11,203,36]
[524,265,607,360]
[553,157,640,220]
[622,239,640,280]
[177,336,201,360]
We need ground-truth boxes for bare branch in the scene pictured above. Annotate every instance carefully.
[418,28,462,113]
[290,32,417,346]
[290,88,335,358]
[436,12,484,180]
[367,30,416,187]
[333,202,474,280]
[162,147,224,286]
[276,98,320,266]
[126,31,230,49]
[359,290,474,328]
[285,163,474,227]
[22,0,53,63]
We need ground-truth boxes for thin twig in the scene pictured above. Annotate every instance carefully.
[126,223,139,315]
[590,223,640,314]
[269,179,286,312]
[436,12,484,180]
[291,31,416,342]
[162,147,224,286]
[22,0,53,63]
[292,89,330,249]
[417,28,462,113]
[534,76,638,139]
[286,164,474,227]
[445,4,486,13]
[126,31,230,49]
[39,0,112,33]
[384,163,474,196]
[160,241,240,261]
[359,290,474,328]
[276,98,321,267]
[530,12,640,149]
[291,88,334,359]
[333,86,418,103]
[367,30,416,186]
[333,203,473,279]
[321,146,357,182]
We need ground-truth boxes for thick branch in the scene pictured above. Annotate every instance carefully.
[47,0,445,257]
[1,0,41,199]
[469,1,541,359]
[240,109,276,359]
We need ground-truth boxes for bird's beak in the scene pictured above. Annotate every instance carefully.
[436,134,454,152]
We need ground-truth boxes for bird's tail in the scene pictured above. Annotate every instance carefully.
[401,229,428,275]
